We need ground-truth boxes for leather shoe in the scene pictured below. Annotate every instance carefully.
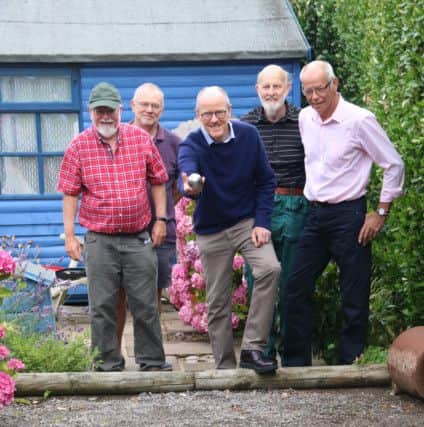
[239,350,277,373]
[139,361,173,371]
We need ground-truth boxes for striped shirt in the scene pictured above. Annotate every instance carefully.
[57,123,168,234]
[241,103,306,189]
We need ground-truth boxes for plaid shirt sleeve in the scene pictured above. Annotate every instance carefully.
[57,142,82,196]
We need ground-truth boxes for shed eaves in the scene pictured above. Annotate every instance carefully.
[0,0,310,62]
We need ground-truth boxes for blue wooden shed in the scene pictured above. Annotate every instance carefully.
[0,0,310,271]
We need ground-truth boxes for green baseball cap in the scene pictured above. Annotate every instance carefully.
[89,82,122,109]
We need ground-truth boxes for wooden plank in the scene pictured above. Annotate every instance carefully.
[15,372,194,396]
[15,365,391,396]
[194,365,391,391]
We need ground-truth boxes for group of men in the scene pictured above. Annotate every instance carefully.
[58,60,404,373]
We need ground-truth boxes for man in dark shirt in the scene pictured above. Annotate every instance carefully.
[241,64,309,365]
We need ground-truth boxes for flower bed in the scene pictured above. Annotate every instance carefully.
[169,198,249,333]
[0,249,25,409]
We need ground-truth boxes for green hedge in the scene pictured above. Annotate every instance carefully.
[291,0,423,361]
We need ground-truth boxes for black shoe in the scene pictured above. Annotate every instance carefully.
[239,350,277,373]
[94,356,125,372]
[139,362,173,372]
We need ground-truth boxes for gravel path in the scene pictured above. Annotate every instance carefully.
[1,387,423,426]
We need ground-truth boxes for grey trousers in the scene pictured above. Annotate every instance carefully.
[84,231,165,371]
[196,218,280,369]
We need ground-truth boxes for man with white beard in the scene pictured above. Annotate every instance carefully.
[58,82,169,372]
[241,65,310,366]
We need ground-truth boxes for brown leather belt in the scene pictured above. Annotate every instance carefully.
[275,187,303,196]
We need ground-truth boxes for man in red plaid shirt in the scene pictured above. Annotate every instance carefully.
[57,82,171,372]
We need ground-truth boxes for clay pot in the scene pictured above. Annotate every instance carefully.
[387,326,424,399]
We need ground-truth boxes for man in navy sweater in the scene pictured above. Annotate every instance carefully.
[178,86,281,373]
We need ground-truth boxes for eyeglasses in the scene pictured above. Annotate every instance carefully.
[136,102,162,111]
[302,80,332,97]
[199,110,228,121]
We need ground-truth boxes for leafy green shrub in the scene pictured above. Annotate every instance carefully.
[3,327,98,373]
[354,346,388,365]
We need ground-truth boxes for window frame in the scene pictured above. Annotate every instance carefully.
[0,66,81,199]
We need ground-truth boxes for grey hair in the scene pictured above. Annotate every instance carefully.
[300,60,336,82]
[195,86,231,111]
[257,64,291,84]
[132,82,165,107]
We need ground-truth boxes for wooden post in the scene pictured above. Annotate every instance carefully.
[15,365,390,396]
[15,372,194,396]
[195,365,390,390]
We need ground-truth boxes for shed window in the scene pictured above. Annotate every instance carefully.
[0,69,79,196]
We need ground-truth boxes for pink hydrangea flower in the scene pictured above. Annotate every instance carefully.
[176,215,193,238]
[0,250,16,275]
[232,284,248,305]
[191,312,208,333]
[0,325,5,339]
[179,304,194,324]
[7,358,25,372]
[171,263,187,280]
[0,345,10,360]
[191,273,206,290]
[231,313,240,329]
[232,254,244,271]
[193,259,203,273]
[0,371,15,409]
[183,241,200,263]
[195,302,207,316]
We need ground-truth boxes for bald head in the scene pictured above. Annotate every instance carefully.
[300,60,335,83]
[132,83,164,107]
[257,64,289,86]
[195,86,231,112]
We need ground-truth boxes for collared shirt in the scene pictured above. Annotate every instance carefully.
[200,121,235,145]
[149,124,180,243]
[299,96,404,203]
[241,103,305,188]
[57,123,168,234]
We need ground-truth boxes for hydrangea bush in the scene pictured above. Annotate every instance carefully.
[0,250,25,410]
[169,198,249,333]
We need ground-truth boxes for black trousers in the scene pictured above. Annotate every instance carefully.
[282,197,371,366]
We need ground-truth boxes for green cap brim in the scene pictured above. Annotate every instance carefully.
[90,100,121,110]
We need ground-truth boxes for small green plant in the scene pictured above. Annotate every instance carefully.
[3,326,98,373]
[354,346,388,365]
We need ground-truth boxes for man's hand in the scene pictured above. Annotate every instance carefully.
[181,172,205,197]
[152,220,167,247]
[251,226,271,248]
[65,235,82,261]
[358,212,385,246]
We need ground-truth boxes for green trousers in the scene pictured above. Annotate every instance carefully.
[246,194,309,359]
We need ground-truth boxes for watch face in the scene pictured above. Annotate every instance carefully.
[377,208,386,216]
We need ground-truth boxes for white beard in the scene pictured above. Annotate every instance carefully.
[261,98,285,117]
[97,124,118,138]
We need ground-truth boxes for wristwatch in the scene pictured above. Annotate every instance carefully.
[156,216,169,224]
[376,207,389,217]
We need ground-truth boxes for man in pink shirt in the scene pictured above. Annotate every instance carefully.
[282,60,404,366]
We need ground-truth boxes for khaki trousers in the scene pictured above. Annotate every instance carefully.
[197,218,280,369]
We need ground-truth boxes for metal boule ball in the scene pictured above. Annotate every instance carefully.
[188,173,203,190]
